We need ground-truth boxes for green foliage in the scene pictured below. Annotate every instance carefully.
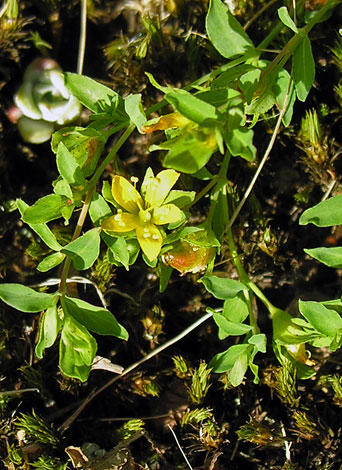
[115,419,145,441]
[30,456,68,470]
[1,0,341,386]
[297,195,342,354]
[187,361,212,404]
[15,410,59,445]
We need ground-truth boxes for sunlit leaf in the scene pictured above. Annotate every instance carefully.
[304,246,342,268]
[0,284,56,313]
[293,36,315,102]
[206,0,255,59]
[35,304,61,358]
[299,195,342,226]
[64,296,129,339]
[21,194,68,224]
[298,300,342,337]
[37,252,66,272]
[16,199,62,251]
[61,228,101,270]
[59,314,97,382]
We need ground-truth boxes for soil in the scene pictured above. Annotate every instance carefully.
[1,1,342,469]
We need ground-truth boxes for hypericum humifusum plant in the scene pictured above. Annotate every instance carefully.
[0,0,341,384]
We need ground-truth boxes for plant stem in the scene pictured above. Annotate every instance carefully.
[58,187,95,295]
[84,123,135,193]
[59,311,213,432]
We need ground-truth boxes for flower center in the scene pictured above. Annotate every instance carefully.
[139,209,152,224]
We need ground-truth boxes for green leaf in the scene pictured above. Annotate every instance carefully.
[274,68,296,127]
[153,126,217,174]
[226,126,256,162]
[53,177,73,199]
[298,300,342,337]
[165,89,221,126]
[239,69,261,103]
[299,195,342,227]
[200,275,246,300]
[103,234,140,267]
[124,93,147,130]
[21,194,68,224]
[223,293,249,323]
[52,127,105,177]
[164,190,196,208]
[159,263,173,293]
[293,36,315,102]
[56,142,86,186]
[37,252,66,272]
[64,296,129,339]
[206,0,255,59]
[16,199,62,251]
[278,6,298,33]
[0,284,56,313]
[248,333,267,353]
[64,73,119,113]
[304,246,342,268]
[61,228,101,270]
[89,191,112,225]
[229,351,249,387]
[104,236,130,270]
[209,343,249,373]
[272,308,317,344]
[213,312,253,339]
[35,304,61,359]
[322,298,342,314]
[211,64,257,90]
[59,314,97,382]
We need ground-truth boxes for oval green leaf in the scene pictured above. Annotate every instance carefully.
[304,246,342,268]
[59,314,97,382]
[298,300,342,338]
[22,194,68,224]
[35,304,61,358]
[64,296,129,340]
[0,284,56,313]
[206,0,255,59]
[299,195,342,227]
[200,275,246,300]
[61,227,101,270]
[293,36,315,102]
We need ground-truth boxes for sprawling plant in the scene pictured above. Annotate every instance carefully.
[1,0,341,385]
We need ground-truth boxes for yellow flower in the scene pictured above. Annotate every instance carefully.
[101,168,183,261]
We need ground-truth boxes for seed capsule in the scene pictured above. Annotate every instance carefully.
[162,240,215,274]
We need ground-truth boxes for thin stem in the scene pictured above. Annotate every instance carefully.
[84,123,135,193]
[184,175,219,210]
[58,187,95,294]
[243,0,278,31]
[168,425,194,470]
[59,311,213,432]
[77,0,87,75]
[227,84,290,230]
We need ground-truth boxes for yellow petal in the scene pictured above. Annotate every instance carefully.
[152,204,183,225]
[136,224,162,261]
[112,176,143,213]
[144,169,179,208]
[101,213,139,232]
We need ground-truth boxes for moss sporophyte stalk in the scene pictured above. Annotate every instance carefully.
[101,168,183,261]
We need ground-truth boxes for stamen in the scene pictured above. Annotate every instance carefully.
[130,176,139,188]
[152,234,160,240]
